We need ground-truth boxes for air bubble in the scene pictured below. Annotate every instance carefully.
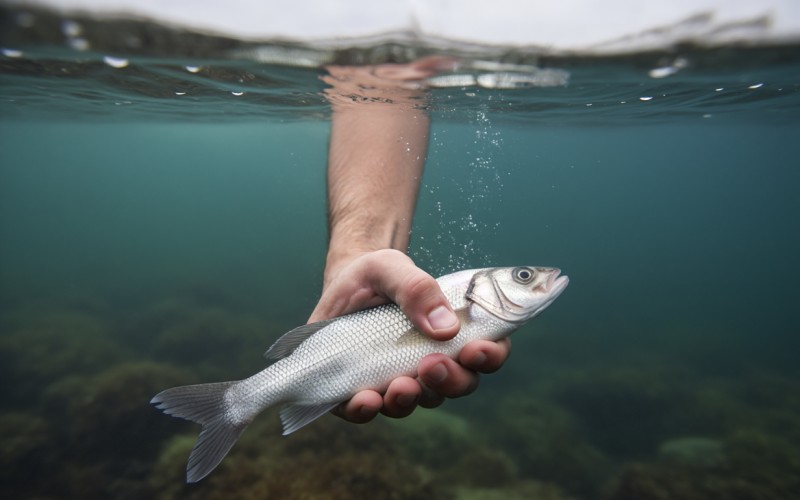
[103,56,129,68]
[649,66,679,79]
[68,38,90,51]
[648,57,688,79]
[2,48,23,58]
[61,20,82,37]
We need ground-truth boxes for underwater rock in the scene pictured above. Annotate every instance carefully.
[604,428,800,500]
[128,295,238,347]
[551,368,687,457]
[736,371,800,412]
[678,383,749,436]
[122,297,197,347]
[604,463,698,500]
[50,361,192,459]
[724,428,800,495]
[490,394,612,497]
[387,408,474,468]
[454,479,576,500]
[149,414,448,499]
[454,448,519,488]
[266,447,445,500]
[18,362,197,498]
[731,372,800,446]
[148,434,198,499]
[0,412,52,491]
[658,436,726,469]
[0,310,127,407]
[148,305,275,380]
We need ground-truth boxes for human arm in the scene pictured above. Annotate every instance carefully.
[311,60,511,421]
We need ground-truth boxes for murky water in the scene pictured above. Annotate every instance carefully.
[2,6,800,500]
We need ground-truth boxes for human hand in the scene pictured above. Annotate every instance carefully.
[308,249,511,422]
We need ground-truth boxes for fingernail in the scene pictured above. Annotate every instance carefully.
[425,362,448,384]
[397,394,416,408]
[428,306,457,330]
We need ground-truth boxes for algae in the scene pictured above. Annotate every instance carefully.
[1,295,799,499]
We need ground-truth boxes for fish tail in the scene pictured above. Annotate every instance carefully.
[151,381,248,483]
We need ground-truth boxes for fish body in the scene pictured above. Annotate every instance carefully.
[152,266,568,482]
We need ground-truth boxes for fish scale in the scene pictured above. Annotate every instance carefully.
[151,265,568,483]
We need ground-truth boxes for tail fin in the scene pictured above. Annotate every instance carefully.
[151,381,247,483]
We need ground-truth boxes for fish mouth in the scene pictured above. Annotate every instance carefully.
[546,268,570,297]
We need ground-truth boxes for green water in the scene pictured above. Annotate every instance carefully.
[2,14,800,499]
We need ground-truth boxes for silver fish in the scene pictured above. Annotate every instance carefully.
[151,266,568,482]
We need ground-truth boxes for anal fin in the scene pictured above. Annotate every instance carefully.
[279,402,339,435]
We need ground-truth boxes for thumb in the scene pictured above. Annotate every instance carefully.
[367,250,460,341]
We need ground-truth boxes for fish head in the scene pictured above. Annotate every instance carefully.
[466,266,569,323]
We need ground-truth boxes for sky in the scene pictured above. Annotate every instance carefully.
[9,0,800,53]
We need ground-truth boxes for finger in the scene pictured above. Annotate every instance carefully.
[458,338,511,374]
[332,390,383,424]
[364,250,460,341]
[418,353,480,399]
[418,381,445,409]
[381,377,421,418]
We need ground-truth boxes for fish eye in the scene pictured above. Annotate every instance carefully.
[513,267,535,284]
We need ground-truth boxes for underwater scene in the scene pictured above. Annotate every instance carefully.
[2,5,800,500]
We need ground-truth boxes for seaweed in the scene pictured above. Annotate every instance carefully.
[552,368,690,457]
[148,414,449,499]
[0,412,53,492]
[2,294,799,499]
[0,310,127,408]
[489,394,613,498]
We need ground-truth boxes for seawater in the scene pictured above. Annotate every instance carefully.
[2,12,800,500]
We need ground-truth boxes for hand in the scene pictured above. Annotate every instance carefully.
[308,249,511,422]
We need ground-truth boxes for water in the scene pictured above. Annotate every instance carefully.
[2,6,800,500]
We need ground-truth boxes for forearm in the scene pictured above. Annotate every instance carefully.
[324,104,429,287]
[314,59,506,424]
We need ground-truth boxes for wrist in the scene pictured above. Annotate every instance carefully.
[324,221,412,289]
[322,246,371,290]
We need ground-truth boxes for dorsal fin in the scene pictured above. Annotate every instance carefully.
[264,319,336,361]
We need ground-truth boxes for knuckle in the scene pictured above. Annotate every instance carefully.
[398,272,438,308]
[455,375,481,398]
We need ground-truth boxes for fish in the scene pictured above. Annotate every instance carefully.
[151,266,569,483]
